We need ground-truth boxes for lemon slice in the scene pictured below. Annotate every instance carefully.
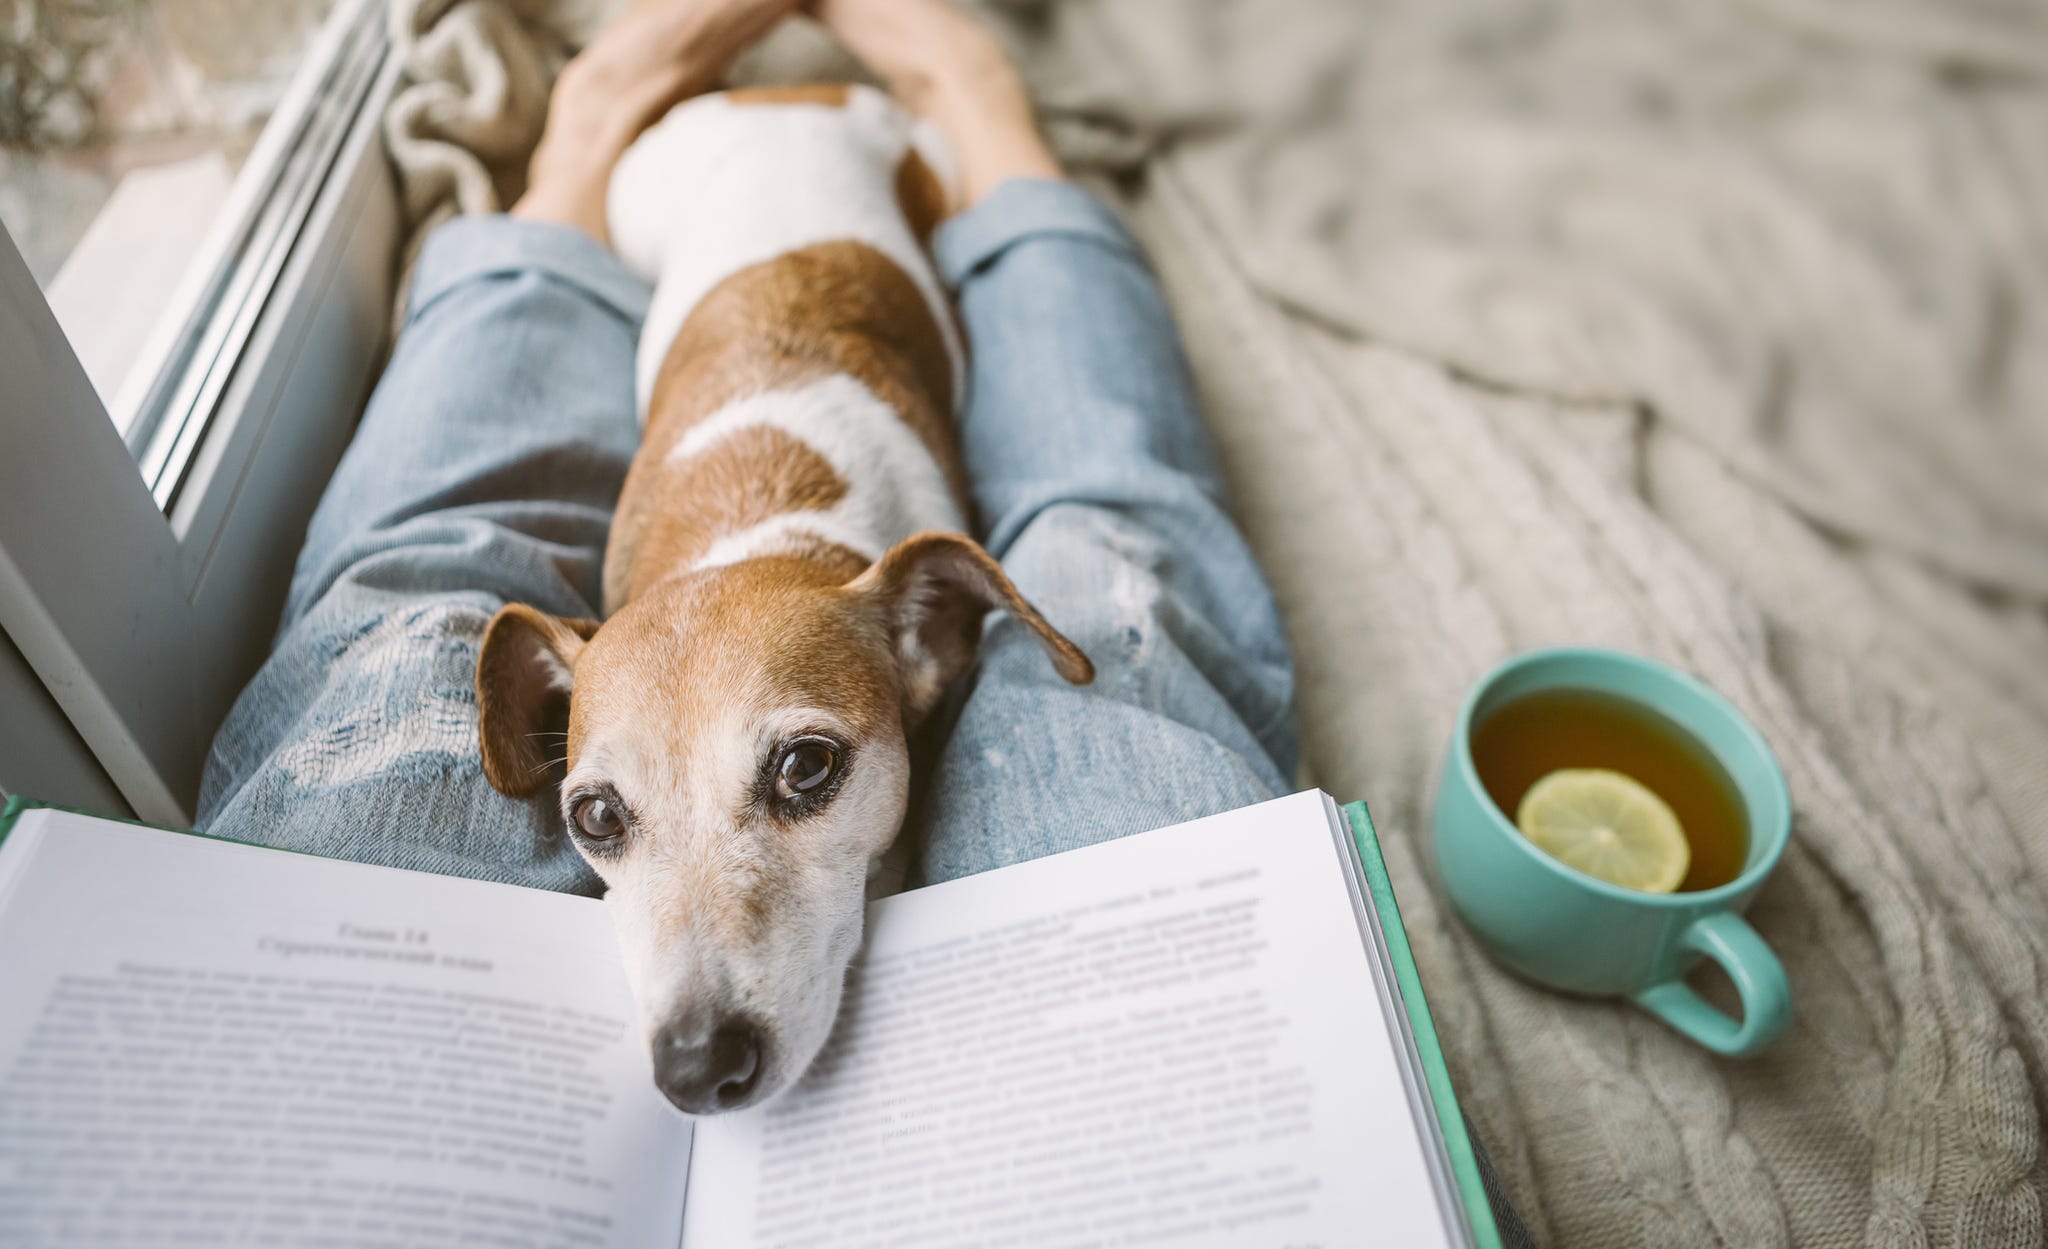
[1516,768,1689,893]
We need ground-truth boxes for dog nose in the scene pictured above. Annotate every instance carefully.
[653,1014,764,1114]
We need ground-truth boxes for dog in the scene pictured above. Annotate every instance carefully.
[472,84,1093,1116]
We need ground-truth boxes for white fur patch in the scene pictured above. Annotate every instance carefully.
[572,696,913,1106]
[667,374,966,569]
[607,85,962,421]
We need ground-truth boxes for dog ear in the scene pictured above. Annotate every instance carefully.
[475,604,603,797]
[851,531,1093,724]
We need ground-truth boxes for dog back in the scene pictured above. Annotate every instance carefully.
[603,85,966,612]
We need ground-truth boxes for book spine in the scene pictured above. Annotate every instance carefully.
[1343,800,1504,1249]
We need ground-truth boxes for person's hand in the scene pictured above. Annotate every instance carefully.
[809,0,1063,212]
[514,0,801,241]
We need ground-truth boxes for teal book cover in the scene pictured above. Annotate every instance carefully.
[1344,799,1505,1249]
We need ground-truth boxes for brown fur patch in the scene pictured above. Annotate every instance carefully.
[894,148,948,243]
[577,557,905,754]
[723,83,851,108]
[780,537,873,585]
[606,240,963,613]
[850,532,1094,724]
[475,606,602,796]
[614,426,848,606]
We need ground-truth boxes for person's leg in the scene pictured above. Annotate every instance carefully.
[905,179,1299,882]
[196,216,646,891]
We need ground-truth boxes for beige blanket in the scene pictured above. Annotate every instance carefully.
[381,0,2048,1243]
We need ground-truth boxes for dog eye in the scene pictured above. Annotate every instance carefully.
[775,741,838,801]
[572,795,626,841]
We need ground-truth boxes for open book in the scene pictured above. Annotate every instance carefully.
[0,792,1501,1248]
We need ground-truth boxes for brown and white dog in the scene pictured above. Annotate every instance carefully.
[473,84,1092,1115]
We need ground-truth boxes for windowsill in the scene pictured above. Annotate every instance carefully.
[45,154,235,433]
[0,0,399,821]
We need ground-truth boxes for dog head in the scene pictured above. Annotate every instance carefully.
[474,532,1091,1114]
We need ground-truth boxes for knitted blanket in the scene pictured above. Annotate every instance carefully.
[380,0,2048,1244]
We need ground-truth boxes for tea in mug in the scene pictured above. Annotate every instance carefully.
[1470,687,1748,892]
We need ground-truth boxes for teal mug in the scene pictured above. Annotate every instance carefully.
[1433,647,1792,1056]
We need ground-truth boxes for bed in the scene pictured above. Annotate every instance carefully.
[380,1,2048,1242]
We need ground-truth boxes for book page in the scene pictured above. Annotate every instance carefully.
[0,812,691,1249]
[682,791,1456,1249]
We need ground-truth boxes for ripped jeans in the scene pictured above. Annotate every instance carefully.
[197,179,1299,891]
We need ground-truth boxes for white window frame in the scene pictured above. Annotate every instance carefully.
[0,0,403,824]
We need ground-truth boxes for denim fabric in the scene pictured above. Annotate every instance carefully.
[198,179,1297,895]
[911,180,1297,882]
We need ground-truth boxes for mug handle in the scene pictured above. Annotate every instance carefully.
[1631,911,1790,1057]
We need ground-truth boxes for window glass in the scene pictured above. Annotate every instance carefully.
[0,0,347,459]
